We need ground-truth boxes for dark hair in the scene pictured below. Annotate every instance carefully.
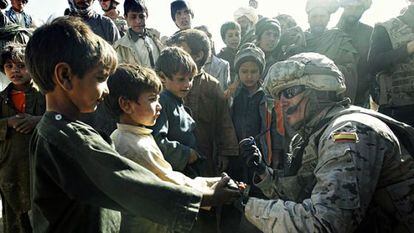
[170,0,193,21]
[155,46,197,80]
[220,21,241,42]
[25,16,118,94]
[124,0,148,16]
[0,42,25,73]
[106,64,162,117]
[167,29,211,69]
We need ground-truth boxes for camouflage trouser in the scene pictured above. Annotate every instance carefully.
[1,197,31,233]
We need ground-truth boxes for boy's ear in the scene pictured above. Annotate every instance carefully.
[157,71,167,84]
[54,62,74,91]
[118,96,133,114]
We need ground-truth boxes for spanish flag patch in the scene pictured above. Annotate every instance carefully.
[332,132,358,143]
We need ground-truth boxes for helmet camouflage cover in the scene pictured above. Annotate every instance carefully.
[264,52,346,98]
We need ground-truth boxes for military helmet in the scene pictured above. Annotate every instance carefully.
[264,52,346,98]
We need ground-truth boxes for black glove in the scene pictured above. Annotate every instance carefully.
[0,0,8,10]
[239,136,267,175]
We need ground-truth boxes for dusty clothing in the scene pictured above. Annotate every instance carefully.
[203,55,231,91]
[30,112,202,233]
[368,6,414,125]
[217,47,238,82]
[0,83,45,233]
[304,29,358,102]
[114,28,163,68]
[106,14,127,37]
[5,7,32,28]
[81,12,120,44]
[245,104,414,233]
[151,90,199,175]
[184,71,239,176]
[111,124,219,233]
[338,19,373,107]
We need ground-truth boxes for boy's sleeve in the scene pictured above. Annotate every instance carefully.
[34,120,202,233]
[151,106,192,171]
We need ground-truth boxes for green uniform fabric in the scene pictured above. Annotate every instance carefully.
[244,104,414,233]
[304,29,359,102]
[0,83,45,233]
[29,111,202,233]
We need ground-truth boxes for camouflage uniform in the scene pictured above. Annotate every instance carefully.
[243,53,414,233]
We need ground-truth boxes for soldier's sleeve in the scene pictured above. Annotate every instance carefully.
[245,119,397,233]
[36,119,202,233]
[151,105,192,171]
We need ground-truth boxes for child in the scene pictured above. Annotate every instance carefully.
[114,0,163,68]
[0,42,44,233]
[167,29,239,177]
[217,21,241,81]
[151,46,202,178]
[107,63,223,233]
[25,16,238,232]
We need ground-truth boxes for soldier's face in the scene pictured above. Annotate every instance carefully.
[280,87,308,127]
[308,9,330,34]
[257,29,279,52]
[174,8,192,30]
[98,0,111,11]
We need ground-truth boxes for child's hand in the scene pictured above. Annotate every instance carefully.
[13,114,41,134]
[200,174,240,207]
[7,114,25,128]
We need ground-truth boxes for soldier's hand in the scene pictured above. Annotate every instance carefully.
[239,137,267,175]
[200,174,240,207]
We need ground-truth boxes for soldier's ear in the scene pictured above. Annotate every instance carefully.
[54,62,74,91]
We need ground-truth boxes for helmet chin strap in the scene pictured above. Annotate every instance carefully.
[102,1,116,12]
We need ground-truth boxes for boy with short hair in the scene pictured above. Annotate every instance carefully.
[108,63,223,233]
[0,42,44,233]
[114,0,163,68]
[151,46,202,178]
[167,29,239,177]
[25,16,238,232]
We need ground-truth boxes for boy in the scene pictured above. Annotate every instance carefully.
[108,63,223,233]
[114,0,163,68]
[151,46,202,178]
[167,29,239,177]
[170,0,193,32]
[25,16,238,232]
[0,42,44,233]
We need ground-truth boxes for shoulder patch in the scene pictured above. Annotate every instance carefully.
[332,132,358,143]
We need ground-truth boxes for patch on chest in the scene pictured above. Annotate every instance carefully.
[331,132,358,143]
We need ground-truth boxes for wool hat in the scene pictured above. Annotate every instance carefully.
[255,17,281,39]
[234,43,266,74]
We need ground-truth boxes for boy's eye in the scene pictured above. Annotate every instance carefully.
[17,63,25,69]
[4,64,13,69]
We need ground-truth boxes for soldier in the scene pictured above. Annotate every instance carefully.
[337,0,373,107]
[238,52,414,232]
[368,0,414,126]
[98,0,128,36]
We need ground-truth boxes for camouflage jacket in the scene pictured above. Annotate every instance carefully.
[245,104,414,233]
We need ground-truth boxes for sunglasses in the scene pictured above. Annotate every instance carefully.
[280,85,306,99]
